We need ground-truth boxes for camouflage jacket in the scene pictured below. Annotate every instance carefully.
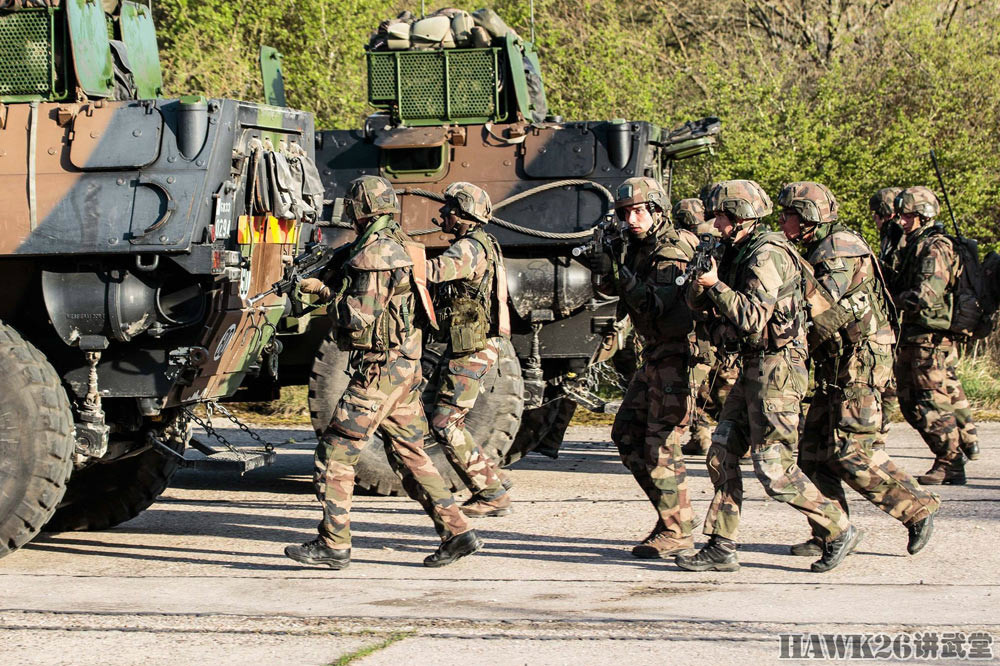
[804,224,895,346]
[890,221,956,342]
[596,223,698,355]
[691,226,807,353]
[427,228,508,338]
[336,217,421,360]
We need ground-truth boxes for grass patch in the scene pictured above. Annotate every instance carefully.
[328,631,414,666]
[956,354,1000,411]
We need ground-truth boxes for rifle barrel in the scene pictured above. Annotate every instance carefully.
[929,149,961,236]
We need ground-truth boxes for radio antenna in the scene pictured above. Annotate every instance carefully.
[530,0,536,43]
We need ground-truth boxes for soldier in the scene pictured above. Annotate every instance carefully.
[677,179,858,573]
[425,182,513,518]
[777,182,939,558]
[589,177,699,559]
[285,175,481,569]
[889,186,976,484]
[672,198,738,457]
[868,187,904,452]
[872,191,980,462]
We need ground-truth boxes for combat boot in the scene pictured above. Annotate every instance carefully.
[789,537,823,557]
[423,529,483,567]
[917,459,966,485]
[460,492,512,518]
[632,532,695,559]
[961,440,981,461]
[811,525,862,573]
[907,512,935,555]
[675,536,739,572]
[284,538,350,570]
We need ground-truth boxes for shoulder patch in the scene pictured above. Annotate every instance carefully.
[349,237,414,271]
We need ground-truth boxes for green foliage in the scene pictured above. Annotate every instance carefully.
[153,0,1000,248]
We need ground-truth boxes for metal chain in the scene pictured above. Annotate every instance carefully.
[212,403,275,453]
[182,407,248,461]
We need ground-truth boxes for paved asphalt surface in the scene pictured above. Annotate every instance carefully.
[1,422,998,665]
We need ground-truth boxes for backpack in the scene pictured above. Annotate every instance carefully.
[946,234,998,339]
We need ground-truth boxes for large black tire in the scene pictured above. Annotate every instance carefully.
[45,412,188,532]
[0,322,75,558]
[309,335,524,495]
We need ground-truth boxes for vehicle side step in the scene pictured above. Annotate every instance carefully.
[182,438,275,474]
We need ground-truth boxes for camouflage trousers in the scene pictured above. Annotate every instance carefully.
[895,340,975,464]
[430,338,505,498]
[703,347,850,542]
[799,342,940,537]
[689,355,739,449]
[610,351,695,540]
[874,380,898,450]
[315,352,469,547]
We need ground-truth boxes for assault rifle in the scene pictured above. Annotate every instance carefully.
[247,240,351,309]
[675,233,722,286]
[571,212,627,262]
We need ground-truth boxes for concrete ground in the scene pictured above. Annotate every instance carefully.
[1,422,998,665]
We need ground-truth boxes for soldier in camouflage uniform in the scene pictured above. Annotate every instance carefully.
[673,198,739,456]
[589,177,699,559]
[777,182,939,558]
[286,176,482,569]
[889,186,975,485]
[426,182,513,518]
[872,191,980,462]
[677,180,858,574]
[869,187,905,451]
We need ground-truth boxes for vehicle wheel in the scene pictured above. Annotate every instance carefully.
[309,334,524,496]
[44,411,190,532]
[0,322,75,558]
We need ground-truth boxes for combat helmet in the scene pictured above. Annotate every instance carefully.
[344,175,399,226]
[776,181,838,242]
[614,177,668,216]
[895,186,941,220]
[443,181,493,224]
[869,187,903,220]
[706,180,772,231]
[672,198,706,231]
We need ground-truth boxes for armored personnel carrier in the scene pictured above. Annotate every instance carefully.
[271,8,719,494]
[0,0,321,556]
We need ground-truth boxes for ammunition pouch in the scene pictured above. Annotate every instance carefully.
[449,295,489,354]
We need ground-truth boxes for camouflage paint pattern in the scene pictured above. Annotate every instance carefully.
[611,353,696,540]
[599,219,698,540]
[689,225,849,542]
[701,350,850,542]
[890,220,976,464]
[314,220,469,546]
[427,231,508,496]
[688,349,738,450]
[315,353,469,546]
[430,338,505,497]
[895,340,969,465]
[800,342,940,533]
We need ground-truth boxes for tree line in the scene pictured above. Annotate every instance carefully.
[153,0,1000,249]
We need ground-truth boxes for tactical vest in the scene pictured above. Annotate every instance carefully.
[807,225,897,345]
[622,225,698,346]
[342,225,419,355]
[441,228,508,354]
[894,223,954,334]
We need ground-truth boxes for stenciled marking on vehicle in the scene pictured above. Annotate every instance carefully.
[214,323,238,361]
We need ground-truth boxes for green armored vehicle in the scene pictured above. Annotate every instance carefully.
[268,8,719,494]
[0,0,321,557]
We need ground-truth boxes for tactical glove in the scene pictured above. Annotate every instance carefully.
[588,249,614,277]
[298,277,332,302]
